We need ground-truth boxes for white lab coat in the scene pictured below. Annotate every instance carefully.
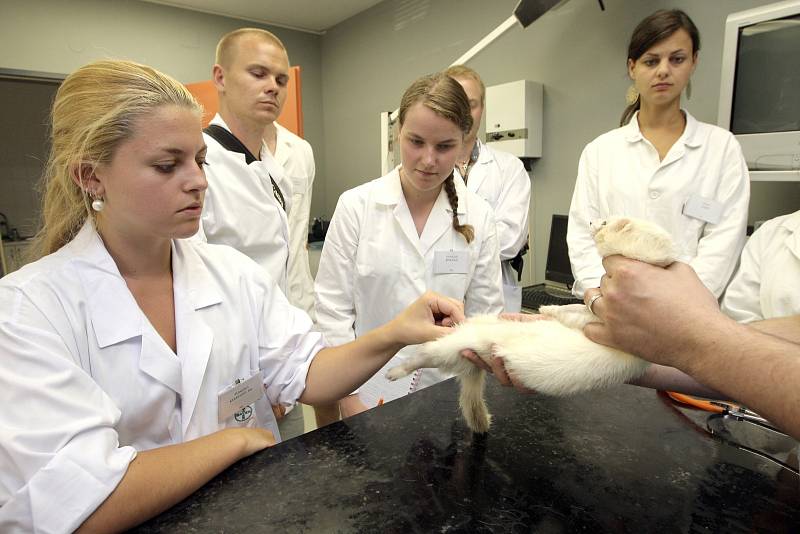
[314,168,503,406]
[200,114,293,294]
[0,223,323,533]
[721,210,800,322]
[271,123,316,318]
[568,110,750,298]
[457,141,531,312]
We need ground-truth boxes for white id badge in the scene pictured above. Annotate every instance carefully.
[218,372,265,423]
[683,195,723,225]
[434,250,469,274]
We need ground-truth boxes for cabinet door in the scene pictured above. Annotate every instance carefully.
[185,65,303,137]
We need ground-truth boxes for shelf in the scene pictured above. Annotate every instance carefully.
[749,170,800,182]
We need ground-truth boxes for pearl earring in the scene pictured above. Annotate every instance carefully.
[91,197,105,212]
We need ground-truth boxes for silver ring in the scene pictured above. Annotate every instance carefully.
[587,293,603,315]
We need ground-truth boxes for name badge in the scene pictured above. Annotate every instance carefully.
[434,250,469,274]
[218,372,265,422]
[683,195,723,225]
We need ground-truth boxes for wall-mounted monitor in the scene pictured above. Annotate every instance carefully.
[717,1,800,181]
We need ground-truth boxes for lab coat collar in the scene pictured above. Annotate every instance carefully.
[376,167,468,256]
[70,222,144,349]
[272,123,294,167]
[623,109,703,149]
[458,140,494,192]
[209,113,226,128]
[71,223,223,421]
[375,166,467,215]
[780,211,800,262]
[172,239,224,311]
[680,111,702,148]
[71,223,225,347]
[68,223,184,394]
[210,113,278,165]
[207,114,247,165]
[171,239,221,435]
[374,167,405,205]
[373,168,421,253]
[210,114,291,208]
[419,184,461,256]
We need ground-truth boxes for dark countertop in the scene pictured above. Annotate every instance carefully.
[135,378,800,533]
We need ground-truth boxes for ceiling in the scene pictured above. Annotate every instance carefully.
[139,0,385,34]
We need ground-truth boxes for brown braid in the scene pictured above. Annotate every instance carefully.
[443,173,474,243]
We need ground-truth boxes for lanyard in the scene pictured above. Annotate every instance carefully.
[204,124,286,211]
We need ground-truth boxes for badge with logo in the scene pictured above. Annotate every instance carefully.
[234,405,253,422]
[218,372,265,423]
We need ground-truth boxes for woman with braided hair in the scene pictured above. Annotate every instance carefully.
[0,60,466,531]
[315,72,503,418]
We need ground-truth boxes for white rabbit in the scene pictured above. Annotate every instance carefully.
[386,216,678,433]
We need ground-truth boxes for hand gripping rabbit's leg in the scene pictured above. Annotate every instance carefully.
[538,303,596,329]
[386,317,499,381]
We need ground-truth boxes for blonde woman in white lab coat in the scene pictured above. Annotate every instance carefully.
[722,210,800,323]
[0,60,464,534]
[568,9,749,298]
[315,73,504,417]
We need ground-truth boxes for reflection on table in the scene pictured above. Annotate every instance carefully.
[136,377,800,532]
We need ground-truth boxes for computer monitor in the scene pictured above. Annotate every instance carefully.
[545,214,575,287]
[717,1,800,179]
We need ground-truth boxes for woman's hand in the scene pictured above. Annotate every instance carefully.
[233,427,277,456]
[388,291,465,346]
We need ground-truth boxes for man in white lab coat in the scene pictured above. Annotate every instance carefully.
[445,66,531,312]
[721,210,800,322]
[273,122,317,319]
[200,28,310,439]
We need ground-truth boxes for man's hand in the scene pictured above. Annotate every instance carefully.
[459,313,548,394]
[583,256,721,368]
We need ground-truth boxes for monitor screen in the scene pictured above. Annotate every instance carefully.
[731,15,800,135]
[545,214,574,286]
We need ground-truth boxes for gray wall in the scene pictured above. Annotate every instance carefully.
[1,0,797,281]
[320,0,800,283]
[0,79,57,238]
[0,0,325,219]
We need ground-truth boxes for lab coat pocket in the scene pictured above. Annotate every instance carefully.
[355,237,404,279]
[681,216,706,258]
[291,175,307,206]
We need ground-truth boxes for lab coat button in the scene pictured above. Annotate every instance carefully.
[649,190,660,199]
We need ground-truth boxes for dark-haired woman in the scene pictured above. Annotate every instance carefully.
[315,73,503,415]
[568,9,749,298]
